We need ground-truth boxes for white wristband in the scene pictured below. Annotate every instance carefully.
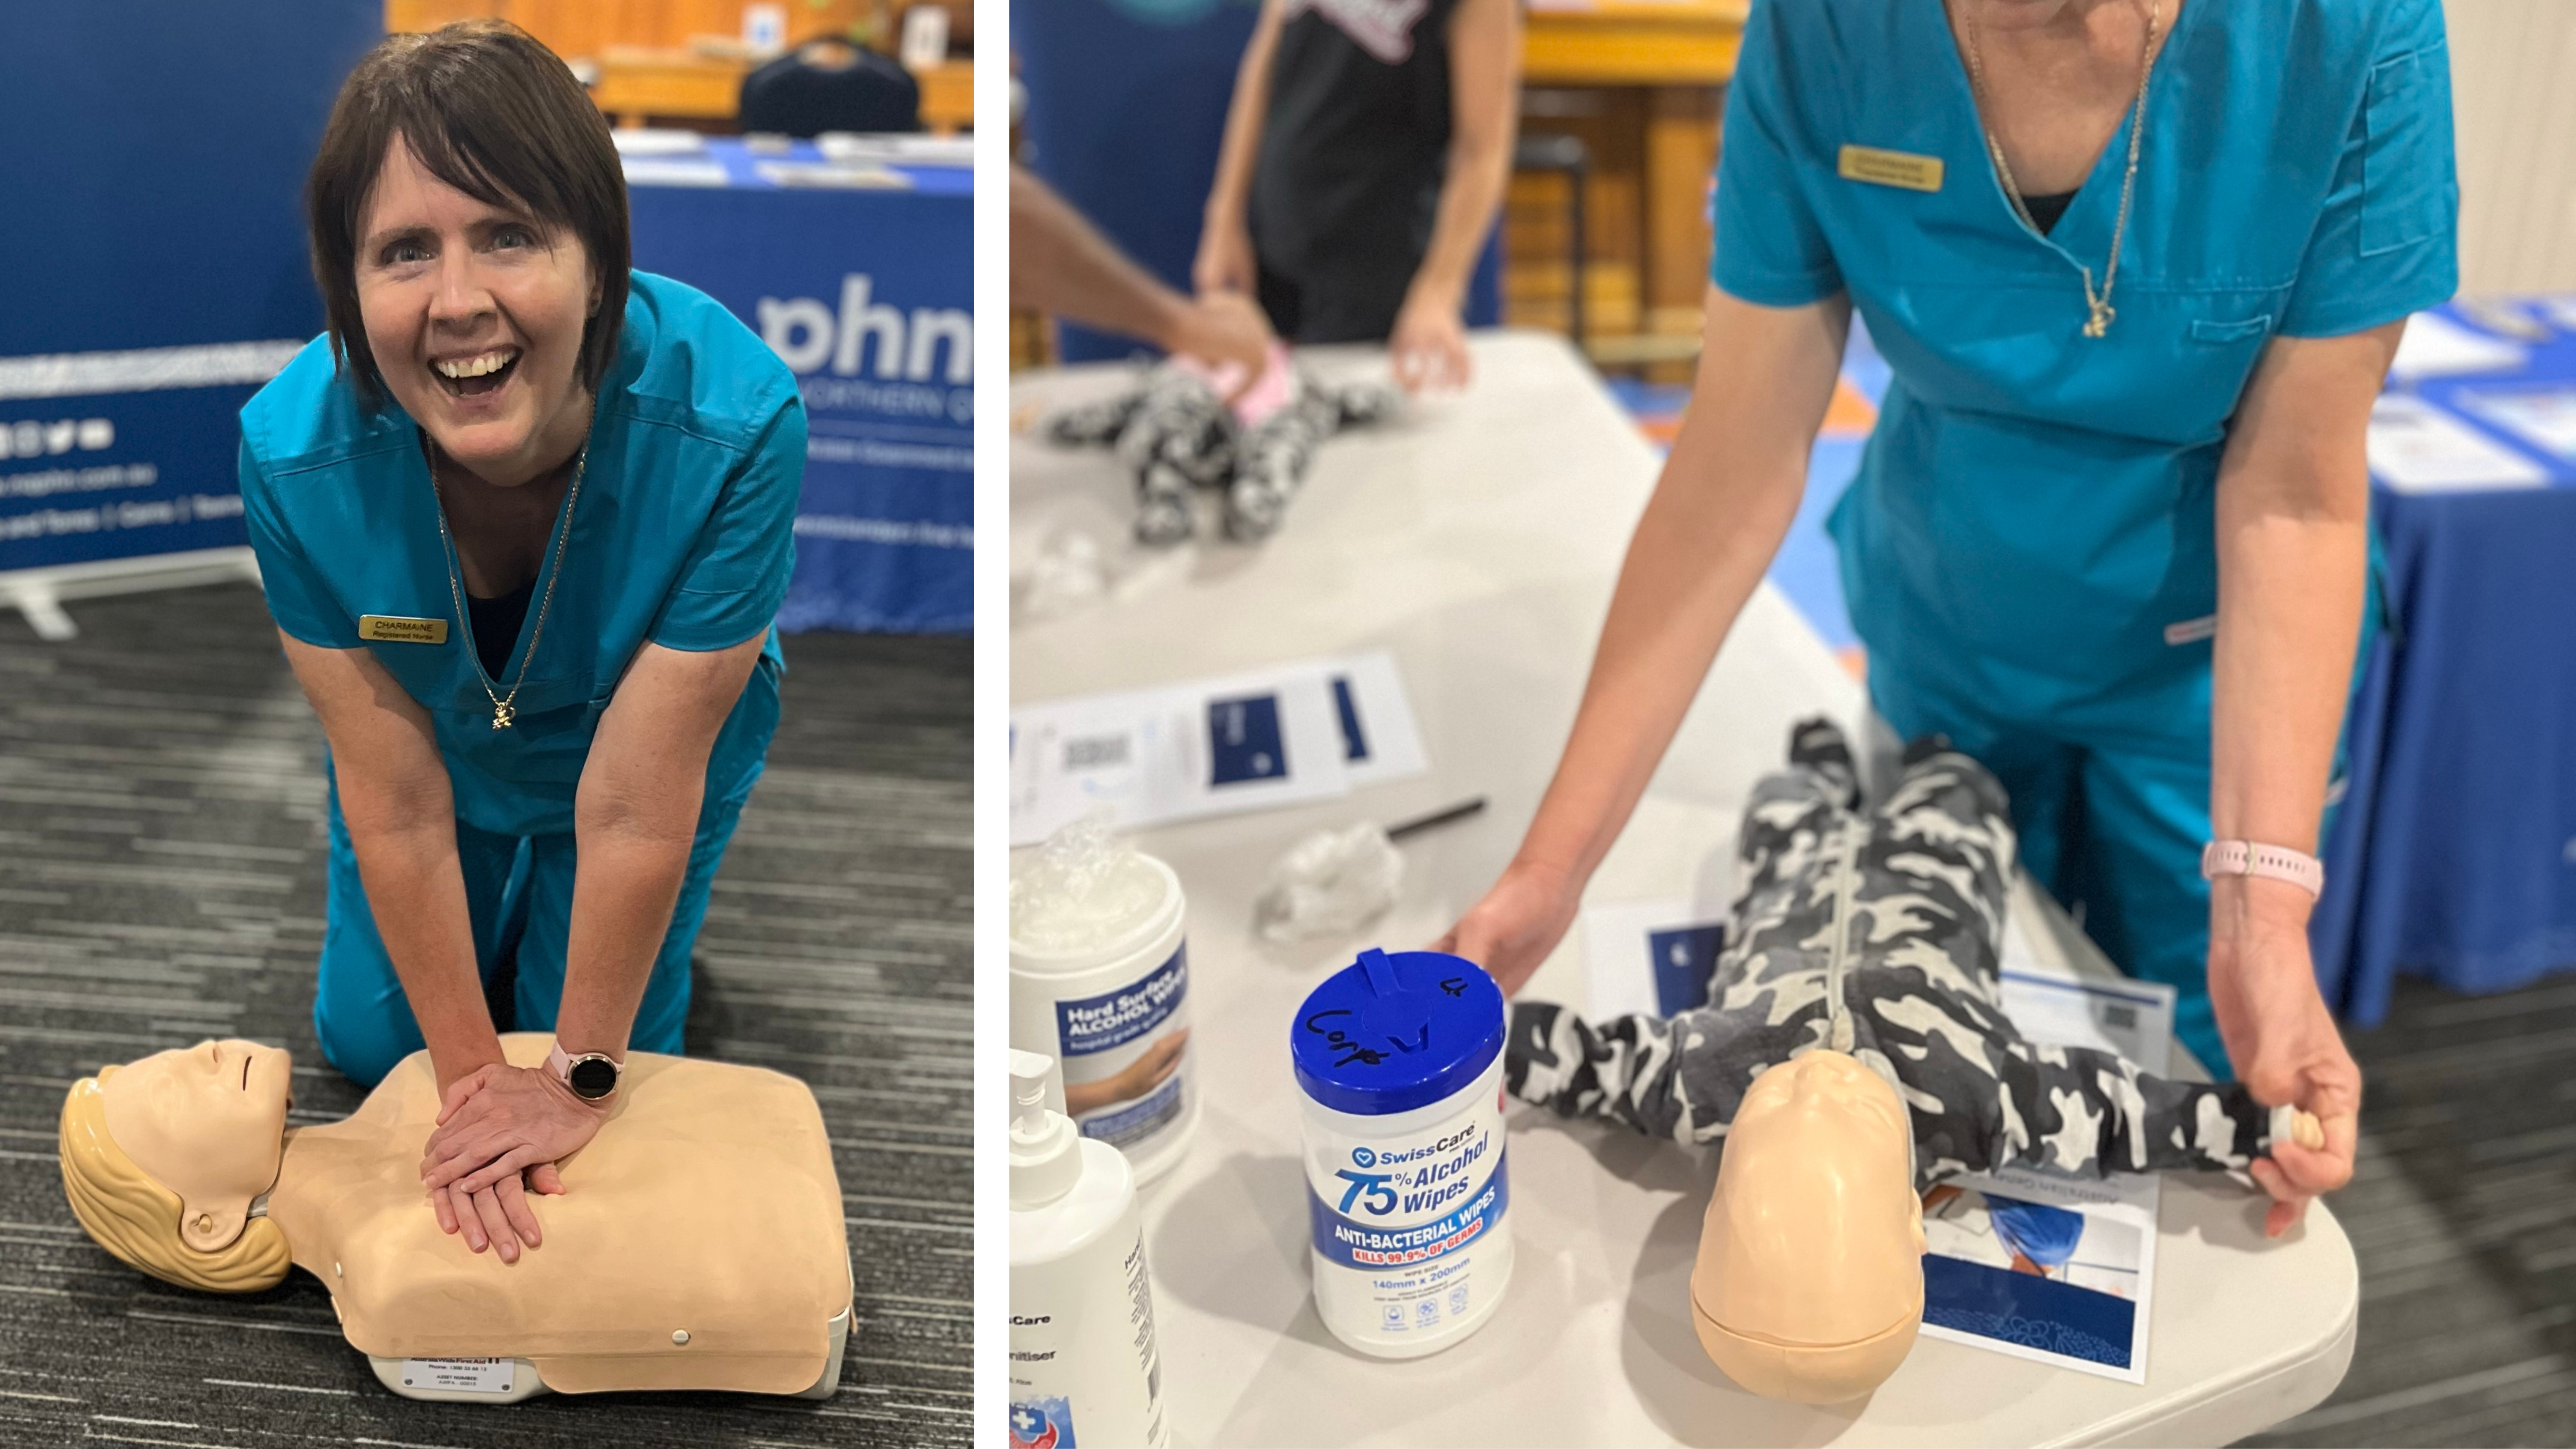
[2201,840,2325,898]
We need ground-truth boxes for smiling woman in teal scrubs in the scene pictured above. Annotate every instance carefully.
[1443,0,2456,1236]
[238,23,801,1264]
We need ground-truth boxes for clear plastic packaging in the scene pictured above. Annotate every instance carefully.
[1254,822,1404,942]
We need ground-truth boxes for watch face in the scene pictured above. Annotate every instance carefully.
[568,1057,618,1099]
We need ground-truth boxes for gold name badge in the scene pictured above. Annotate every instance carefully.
[1838,145,1945,193]
[358,615,449,645]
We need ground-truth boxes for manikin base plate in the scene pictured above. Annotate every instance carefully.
[364,1304,851,1403]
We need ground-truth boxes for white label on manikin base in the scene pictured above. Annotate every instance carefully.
[399,1357,514,1394]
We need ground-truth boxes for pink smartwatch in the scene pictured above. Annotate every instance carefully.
[2201,840,2325,898]
[545,1041,622,1101]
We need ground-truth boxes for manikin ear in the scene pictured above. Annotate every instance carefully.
[180,1197,252,1253]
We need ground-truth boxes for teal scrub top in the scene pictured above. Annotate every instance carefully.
[1714,0,2458,719]
[238,270,805,839]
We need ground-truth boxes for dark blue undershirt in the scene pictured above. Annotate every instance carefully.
[2022,189,2077,235]
[465,577,534,680]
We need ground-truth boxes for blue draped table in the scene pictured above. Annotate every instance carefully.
[625,137,971,634]
[2316,299,2576,1025]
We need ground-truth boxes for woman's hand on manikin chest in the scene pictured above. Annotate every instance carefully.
[1946,0,2184,196]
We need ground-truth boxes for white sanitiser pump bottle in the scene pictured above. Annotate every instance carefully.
[1008,1050,1171,1449]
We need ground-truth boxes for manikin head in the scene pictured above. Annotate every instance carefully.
[59,1040,296,1292]
[1690,1050,1926,1404]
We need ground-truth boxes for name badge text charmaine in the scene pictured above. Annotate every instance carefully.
[1838,145,1945,193]
[358,615,449,645]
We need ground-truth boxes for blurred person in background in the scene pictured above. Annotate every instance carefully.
[1195,0,1521,393]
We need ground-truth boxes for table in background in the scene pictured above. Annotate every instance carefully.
[2316,298,2576,1025]
[627,137,970,634]
[1011,332,2354,1446]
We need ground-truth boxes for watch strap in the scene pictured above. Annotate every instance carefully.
[2201,839,2325,898]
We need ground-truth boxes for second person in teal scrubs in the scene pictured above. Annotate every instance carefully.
[1442,0,2456,1238]
[238,22,801,1264]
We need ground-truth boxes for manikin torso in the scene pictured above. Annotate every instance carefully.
[92,1033,851,1398]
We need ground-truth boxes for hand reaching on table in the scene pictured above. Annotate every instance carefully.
[1390,291,1471,395]
[1194,211,1257,299]
[2208,881,2361,1238]
[418,1062,607,1263]
[1436,858,1582,997]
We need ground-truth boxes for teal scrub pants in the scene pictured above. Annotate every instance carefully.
[312,767,745,1087]
[1868,663,2237,1076]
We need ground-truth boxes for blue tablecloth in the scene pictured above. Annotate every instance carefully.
[2315,300,2576,1025]
[626,138,971,634]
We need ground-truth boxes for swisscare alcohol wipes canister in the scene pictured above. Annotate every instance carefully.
[1292,946,1512,1359]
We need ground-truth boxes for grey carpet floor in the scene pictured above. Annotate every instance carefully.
[0,582,969,1449]
[2242,970,2576,1448]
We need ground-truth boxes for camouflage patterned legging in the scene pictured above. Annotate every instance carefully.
[1506,719,2284,1188]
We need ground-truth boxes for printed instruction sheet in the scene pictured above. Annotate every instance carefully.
[1579,895,2177,1382]
[1009,650,1427,845]
[2389,309,2528,381]
[2454,386,2576,460]
[2366,394,2548,493]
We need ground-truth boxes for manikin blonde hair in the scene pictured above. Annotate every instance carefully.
[58,1066,291,1293]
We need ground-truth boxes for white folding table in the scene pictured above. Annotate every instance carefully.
[1010,332,2357,1447]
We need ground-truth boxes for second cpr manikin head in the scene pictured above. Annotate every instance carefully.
[1690,1050,1925,1404]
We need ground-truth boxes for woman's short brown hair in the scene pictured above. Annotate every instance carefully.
[305,20,630,412]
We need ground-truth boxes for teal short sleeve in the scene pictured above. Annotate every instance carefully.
[238,437,361,650]
[649,398,804,652]
[1709,0,1842,308]
[2279,0,2459,338]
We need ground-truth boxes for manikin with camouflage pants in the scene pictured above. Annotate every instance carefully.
[1504,721,2320,1402]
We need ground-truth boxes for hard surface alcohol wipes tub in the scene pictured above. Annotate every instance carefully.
[1293,947,1512,1359]
[1012,821,1195,1183]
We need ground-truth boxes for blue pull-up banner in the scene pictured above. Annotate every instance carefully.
[0,1,380,574]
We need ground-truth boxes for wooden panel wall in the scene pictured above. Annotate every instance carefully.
[1505,90,1647,344]
[384,0,884,56]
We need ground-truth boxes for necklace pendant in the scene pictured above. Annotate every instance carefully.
[492,702,515,731]
[2083,302,2115,339]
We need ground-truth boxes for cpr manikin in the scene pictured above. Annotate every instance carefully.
[1508,720,2322,1403]
[1044,354,1398,544]
[59,1033,852,1402]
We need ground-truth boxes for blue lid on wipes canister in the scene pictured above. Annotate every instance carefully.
[1292,947,1506,1116]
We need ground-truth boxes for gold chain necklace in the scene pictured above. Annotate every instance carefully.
[1961,0,2163,338]
[428,439,585,730]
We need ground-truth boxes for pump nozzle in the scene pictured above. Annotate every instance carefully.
[1012,1048,1069,1122]
[1010,1049,1083,1209]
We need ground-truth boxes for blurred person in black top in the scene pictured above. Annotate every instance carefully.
[1196,0,1520,393]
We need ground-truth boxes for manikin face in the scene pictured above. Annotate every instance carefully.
[101,1039,293,1253]
[353,135,598,484]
